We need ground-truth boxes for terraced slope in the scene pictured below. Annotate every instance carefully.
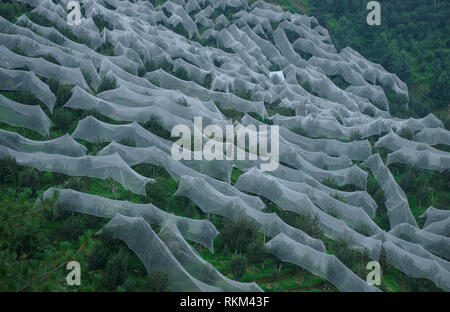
[0,0,448,292]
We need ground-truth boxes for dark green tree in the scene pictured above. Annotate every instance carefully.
[230,254,246,280]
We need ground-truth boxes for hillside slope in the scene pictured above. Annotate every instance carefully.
[0,0,448,292]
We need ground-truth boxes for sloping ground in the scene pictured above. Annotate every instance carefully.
[0,0,449,292]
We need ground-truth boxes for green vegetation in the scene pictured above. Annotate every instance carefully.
[138,58,174,77]
[0,0,448,293]
[303,0,449,121]
[97,75,117,93]
[221,219,259,254]
[0,1,24,22]
[92,14,113,33]
[230,254,247,280]
[174,66,189,81]
[96,41,115,56]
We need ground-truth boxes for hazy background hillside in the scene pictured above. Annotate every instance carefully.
[264,0,449,123]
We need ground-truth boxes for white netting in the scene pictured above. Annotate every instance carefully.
[174,175,327,253]
[362,154,417,229]
[103,214,222,292]
[0,45,90,90]
[158,223,263,291]
[414,128,450,146]
[38,187,218,251]
[386,147,450,173]
[389,223,450,260]
[0,144,153,195]
[0,93,52,137]
[423,218,450,237]
[421,207,450,228]
[235,168,382,260]
[0,68,56,113]
[241,114,373,161]
[266,233,380,292]
[0,129,86,156]
[375,131,448,156]
[381,241,450,291]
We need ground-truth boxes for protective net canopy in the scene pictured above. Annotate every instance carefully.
[421,207,450,228]
[234,168,382,260]
[266,233,380,292]
[413,128,450,147]
[0,145,153,195]
[103,214,222,292]
[174,175,327,253]
[0,93,52,137]
[0,68,56,113]
[38,187,218,251]
[389,223,450,260]
[0,129,86,156]
[158,223,263,292]
[380,239,450,291]
[241,113,373,161]
[362,154,417,228]
[386,147,450,173]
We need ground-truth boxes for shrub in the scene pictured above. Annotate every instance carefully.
[11,231,40,257]
[48,31,65,45]
[159,59,174,72]
[230,254,246,280]
[333,238,370,279]
[269,62,280,71]
[97,75,117,93]
[213,58,224,68]
[42,198,72,223]
[145,178,168,208]
[0,3,22,22]
[221,219,258,253]
[60,215,86,240]
[203,73,213,89]
[96,41,115,56]
[47,79,73,107]
[92,14,112,32]
[142,116,171,140]
[176,97,188,107]
[246,239,266,267]
[100,230,124,251]
[175,66,189,81]
[42,54,60,65]
[103,248,129,290]
[29,11,52,27]
[64,176,89,192]
[53,108,73,132]
[9,90,39,105]
[82,69,92,86]
[145,269,169,291]
[397,128,414,140]
[19,167,40,193]
[138,60,157,76]
[59,26,90,46]
[0,156,19,186]
[222,244,230,256]
[87,243,110,271]
[350,129,363,141]
[282,210,324,240]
